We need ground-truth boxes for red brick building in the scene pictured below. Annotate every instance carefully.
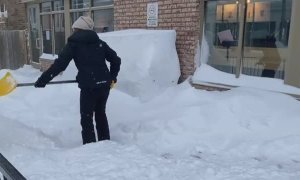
[0,0,26,30]
[114,0,204,80]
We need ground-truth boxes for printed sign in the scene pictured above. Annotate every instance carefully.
[147,2,158,27]
[46,31,50,40]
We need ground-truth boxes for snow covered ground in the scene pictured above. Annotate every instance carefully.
[0,30,300,180]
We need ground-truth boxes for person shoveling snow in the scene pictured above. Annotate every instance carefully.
[34,16,121,145]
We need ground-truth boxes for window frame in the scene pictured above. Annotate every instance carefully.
[40,1,65,55]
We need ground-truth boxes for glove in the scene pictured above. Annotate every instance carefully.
[112,78,117,84]
[110,80,116,89]
[34,78,46,88]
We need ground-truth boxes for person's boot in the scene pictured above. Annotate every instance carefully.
[97,133,110,141]
[96,124,110,141]
[82,130,96,145]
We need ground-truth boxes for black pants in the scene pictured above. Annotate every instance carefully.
[80,86,110,144]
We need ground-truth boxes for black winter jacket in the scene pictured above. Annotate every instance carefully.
[38,30,121,89]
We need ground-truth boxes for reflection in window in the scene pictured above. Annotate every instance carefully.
[31,7,36,24]
[54,13,65,54]
[242,0,292,79]
[54,0,64,11]
[41,2,52,12]
[93,0,113,6]
[71,0,90,9]
[93,9,114,33]
[204,0,292,79]
[41,15,52,54]
[213,3,239,47]
[245,0,292,48]
[70,1,114,33]
[212,0,292,48]
[40,1,65,55]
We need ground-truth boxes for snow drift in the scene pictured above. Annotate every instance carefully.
[48,29,181,100]
[99,29,181,99]
[0,30,300,180]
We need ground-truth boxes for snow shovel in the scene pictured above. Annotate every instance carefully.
[0,72,77,97]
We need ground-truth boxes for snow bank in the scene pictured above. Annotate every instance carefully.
[1,30,300,179]
[193,64,300,95]
[98,29,180,100]
[1,76,300,179]
[41,29,181,100]
[109,82,300,160]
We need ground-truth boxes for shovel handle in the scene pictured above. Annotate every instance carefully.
[17,80,77,87]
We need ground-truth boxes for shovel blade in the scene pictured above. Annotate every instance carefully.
[0,72,17,96]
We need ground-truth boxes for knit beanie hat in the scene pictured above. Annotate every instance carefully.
[72,16,94,30]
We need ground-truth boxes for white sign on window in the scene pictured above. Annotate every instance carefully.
[46,31,50,40]
[147,2,158,27]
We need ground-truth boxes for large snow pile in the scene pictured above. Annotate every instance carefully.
[99,29,180,100]
[193,64,300,95]
[0,30,300,179]
[61,29,180,100]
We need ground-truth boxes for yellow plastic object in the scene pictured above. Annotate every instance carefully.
[0,72,17,96]
[110,80,115,89]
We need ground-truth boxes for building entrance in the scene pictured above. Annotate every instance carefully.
[27,4,41,63]
[204,0,292,79]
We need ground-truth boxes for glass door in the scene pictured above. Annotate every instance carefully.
[204,0,292,80]
[40,1,66,55]
[28,4,41,63]
[242,0,292,79]
[41,2,53,54]
[205,0,241,75]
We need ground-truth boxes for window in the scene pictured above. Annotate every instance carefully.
[40,1,65,55]
[70,0,114,33]
[93,9,114,32]
[93,0,113,6]
[0,4,4,12]
[54,0,64,11]
[54,13,65,54]
[71,0,90,9]
[0,4,7,18]
[41,14,52,54]
[91,0,114,33]
[204,0,292,80]
[41,2,52,12]
[70,0,90,25]
[38,0,114,55]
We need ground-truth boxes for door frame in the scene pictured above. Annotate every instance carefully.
[27,3,41,65]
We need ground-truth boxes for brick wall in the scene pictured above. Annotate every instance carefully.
[114,0,204,81]
[0,0,26,30]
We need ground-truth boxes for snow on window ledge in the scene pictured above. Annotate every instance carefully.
[192,64,300,97]
[39,53,58,61]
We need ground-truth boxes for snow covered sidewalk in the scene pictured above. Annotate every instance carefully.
[0,66,300,179]
[0,29,300,179]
